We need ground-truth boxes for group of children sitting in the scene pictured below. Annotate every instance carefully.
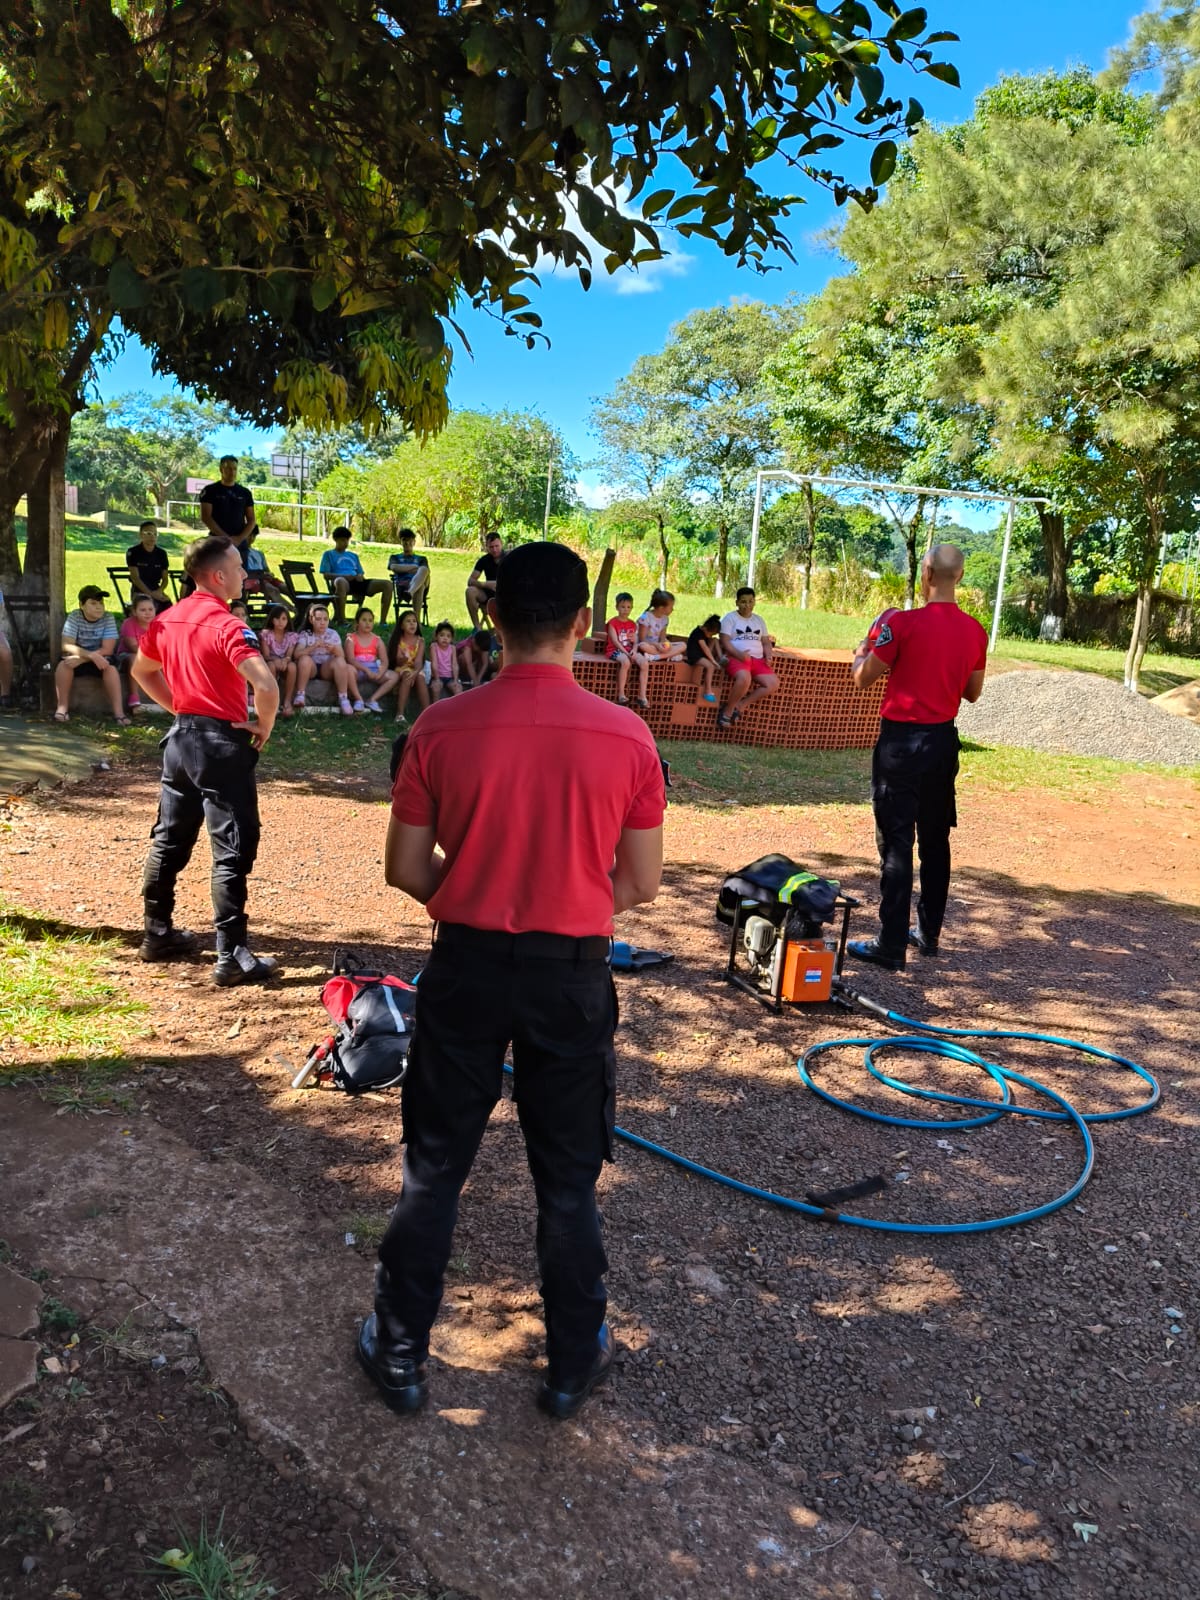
[57,574,778,730]
[234,600,500,722]
[603,587,778,727]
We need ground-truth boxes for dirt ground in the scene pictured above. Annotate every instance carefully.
[1,748,1199,1599]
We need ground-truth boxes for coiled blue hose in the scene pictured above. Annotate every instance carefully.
[597,986,1160,1236]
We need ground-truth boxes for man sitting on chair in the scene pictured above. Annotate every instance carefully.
[320,526,391,626]
[387,528,430,616]
[465,533,504,629]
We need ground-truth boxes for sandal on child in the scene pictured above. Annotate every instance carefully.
[617,696,629,706]
[292,694,306,708]
[702,692,717,704]
[717,711,732,730]
[113,715,131,727]
[53,710,70,724]
[636,697,650,709]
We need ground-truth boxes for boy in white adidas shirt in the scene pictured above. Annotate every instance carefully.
[718,586,779,729]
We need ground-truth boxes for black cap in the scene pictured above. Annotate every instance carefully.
[494,542,589,624]
[78,584,109,603]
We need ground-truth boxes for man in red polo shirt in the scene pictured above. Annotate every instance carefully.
[847,542,987,971]
[358,542,665,1420]
[131,535,282,986]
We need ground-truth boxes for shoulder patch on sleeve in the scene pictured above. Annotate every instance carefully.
[876,622,893,647]
[241,628,259,648]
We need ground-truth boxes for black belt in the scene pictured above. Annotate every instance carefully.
[435,923,611,962]
[173,713,244,729]
[880,717,957,734]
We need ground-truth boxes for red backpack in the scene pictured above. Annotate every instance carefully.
[293,953,417,1092]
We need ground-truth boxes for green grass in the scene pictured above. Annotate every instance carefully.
[0,905,145,1072]
[666,737,1197,810]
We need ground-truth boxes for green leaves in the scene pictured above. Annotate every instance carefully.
[106,260,145,311]
[870,141,898,186]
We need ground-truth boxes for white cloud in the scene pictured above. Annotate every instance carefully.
[574,478,620,509]
[524,181,696,295]
[612,249,695,296]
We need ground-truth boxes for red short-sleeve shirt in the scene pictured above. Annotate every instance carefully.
[871,602,988,724]
[142,590,259,720]
[391,663,666,937]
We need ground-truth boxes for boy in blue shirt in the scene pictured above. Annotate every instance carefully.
[319,526,391,625]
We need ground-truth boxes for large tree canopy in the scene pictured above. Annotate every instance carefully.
[0,0,956,597]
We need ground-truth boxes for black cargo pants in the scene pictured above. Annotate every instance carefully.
[375,923,617,1384]
[871,717,960,956]
[142,714,261,953]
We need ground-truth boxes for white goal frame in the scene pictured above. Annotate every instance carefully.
[748,470,1048,652]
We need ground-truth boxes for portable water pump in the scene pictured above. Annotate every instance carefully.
[718,854,857,1011]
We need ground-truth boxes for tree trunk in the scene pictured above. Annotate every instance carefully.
[1124,582,1153,692]
[656,510,669,587]
[904,502,924,608]
[715,518,728,598]
[801,481,817,610]
[1038,507,1068,642]
[45,430,68,662]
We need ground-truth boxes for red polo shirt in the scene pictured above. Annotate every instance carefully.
[871,602,988,724]
[391,663,666,937]
[142,589,259,721]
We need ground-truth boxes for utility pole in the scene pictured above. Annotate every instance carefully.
[543,458,553,539]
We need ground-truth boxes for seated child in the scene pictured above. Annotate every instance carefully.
[116,593,157,712]
[637,589,687,672]
[229,598,251,624]
[343,607,399,713]
[456,627,494,689]
[605,591,649,707]
[428,620,462,701]
[54,584,126,724]
[386,609,430,723]
[295,603,356,715]
[242,528,290,609]
[259,602,299,717]
[685,613,723,704]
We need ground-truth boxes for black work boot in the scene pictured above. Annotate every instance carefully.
[908,926,940,957]
[212,946,280,987]
[139,922,198,962]
[847,938,906,973]
[537,1323,614,1420]
[356,1313,428,1414]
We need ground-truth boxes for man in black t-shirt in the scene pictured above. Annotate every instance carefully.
[465,533,504,628]
[199,457,255,553]
[126,521,172,612]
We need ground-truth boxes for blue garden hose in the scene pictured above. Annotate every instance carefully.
[589,984,1160,1236]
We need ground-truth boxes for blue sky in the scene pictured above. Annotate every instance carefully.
[97,0,1147,498]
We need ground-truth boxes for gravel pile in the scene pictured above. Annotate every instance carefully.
[958,668,1200,764]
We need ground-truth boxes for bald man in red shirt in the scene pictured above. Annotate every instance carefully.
[357,542,666,1421]
[848,543,987,971]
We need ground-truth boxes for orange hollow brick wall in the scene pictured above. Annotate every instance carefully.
[571,645,885,750]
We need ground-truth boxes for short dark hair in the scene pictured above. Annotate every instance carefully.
[494,541,588,652]
[399,528,416,542]
[615,592,633,605]
[132,592,157,611]
[433,618,454,636]
[332,525,352,541]
[139,519,157,534]
[219,454,238,466]
[736,586,755,601]
[184,534,235,579]
[485,532,503,546]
